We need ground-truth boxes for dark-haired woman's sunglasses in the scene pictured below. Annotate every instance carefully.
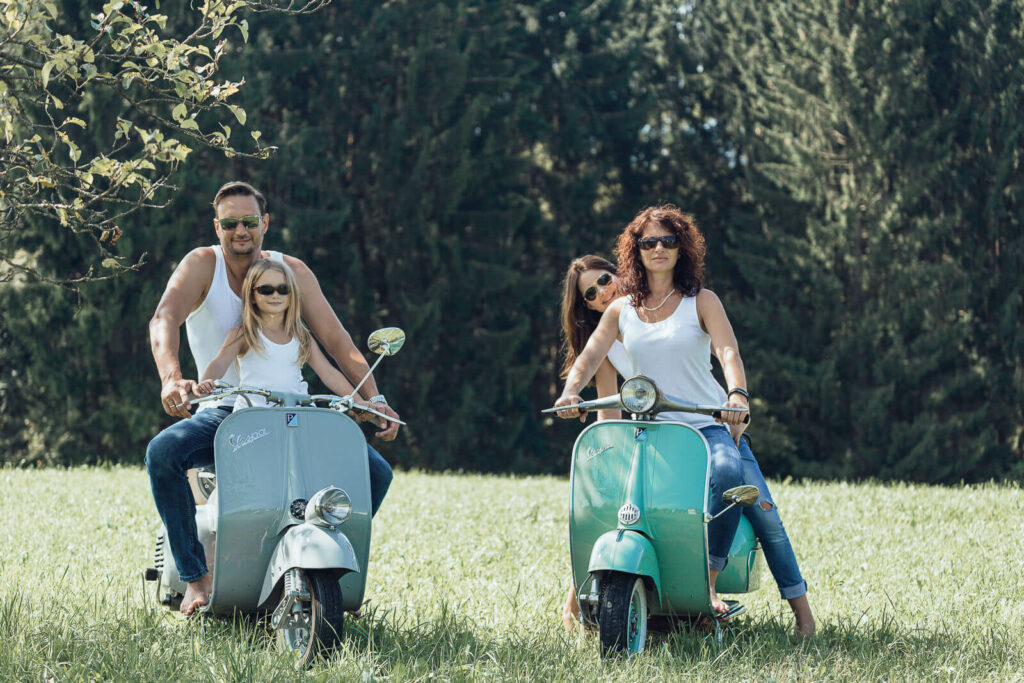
[583,273,613,302]
[253,284,290,296]
[638,235,680,250]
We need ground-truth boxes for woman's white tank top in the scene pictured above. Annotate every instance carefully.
[607,340,631,378]
[235,330,308,409]
[618,295,724,428]
[185,246,283,410]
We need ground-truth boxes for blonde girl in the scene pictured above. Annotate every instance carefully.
[198,259,372,414]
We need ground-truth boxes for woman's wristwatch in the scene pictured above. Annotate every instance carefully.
[368,394,388,406]
[728,387,750,401]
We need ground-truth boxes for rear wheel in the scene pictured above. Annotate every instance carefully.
[274,569,344,668]
[598,572,648,656]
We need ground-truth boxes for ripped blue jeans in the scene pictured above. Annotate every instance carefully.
[703,425,807,600]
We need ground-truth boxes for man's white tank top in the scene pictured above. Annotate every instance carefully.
[618,294,724,429]
[185,246,283,410]
[234,330,308,409]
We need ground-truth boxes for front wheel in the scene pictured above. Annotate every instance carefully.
[598,572,648,656]
[274,569,344,668]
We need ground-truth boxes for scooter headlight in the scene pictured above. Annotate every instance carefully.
[620,376,658,414]
[305,487,352,527]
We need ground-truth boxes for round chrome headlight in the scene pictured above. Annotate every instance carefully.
[620,376,658,414]
[305,487,352,527]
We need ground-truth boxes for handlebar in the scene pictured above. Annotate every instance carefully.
[543,392,750,424]
[179,383,406,425]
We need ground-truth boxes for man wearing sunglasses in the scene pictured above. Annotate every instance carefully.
[146,180,401,615]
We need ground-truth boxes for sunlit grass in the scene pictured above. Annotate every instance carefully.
[1,467,1022,680]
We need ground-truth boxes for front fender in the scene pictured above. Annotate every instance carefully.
[257,523,359,607]
[588,530,662,607]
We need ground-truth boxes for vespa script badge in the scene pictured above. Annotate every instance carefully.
[584,444,614,461]
[618,502,641,526]
[228,428,269,452]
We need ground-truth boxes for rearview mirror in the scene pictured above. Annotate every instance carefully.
[367,327,406,356]
[722,485,760,507]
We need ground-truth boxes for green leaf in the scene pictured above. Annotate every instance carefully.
[227,104,246,125]
[41,61,54,88]
[238,19,249,43]
[181,118,199,131]
[171,103,186,122]
[101,258,119,269]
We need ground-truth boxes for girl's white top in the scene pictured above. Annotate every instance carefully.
[607,340,631,378]
[185,246,283,410]
[235,330,308,409]
[618,294,725,429]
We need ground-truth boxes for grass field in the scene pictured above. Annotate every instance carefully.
[1,466,1022,681]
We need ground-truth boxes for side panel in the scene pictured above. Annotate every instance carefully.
[207,407,371,614]
[716,519,763,594]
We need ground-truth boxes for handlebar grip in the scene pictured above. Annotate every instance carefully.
[712,410,750,424]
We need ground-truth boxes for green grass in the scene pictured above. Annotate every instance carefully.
[1,467,1022,681]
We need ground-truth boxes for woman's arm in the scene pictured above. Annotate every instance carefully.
[197,328,244,393]
[696,290,749,430]
[555,299,623,419]
[594,359,622,421]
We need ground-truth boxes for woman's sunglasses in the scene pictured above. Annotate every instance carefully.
[253,284,290,296]
[583,273,614,302]
[217,215,262,231]
[638,235,680,250]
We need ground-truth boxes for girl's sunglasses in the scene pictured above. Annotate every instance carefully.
[638,235,680,250]
[217,215,262,231]
[583,273,613,302]
[253,284,290,296]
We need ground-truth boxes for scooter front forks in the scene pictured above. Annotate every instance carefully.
[270,568,311,630]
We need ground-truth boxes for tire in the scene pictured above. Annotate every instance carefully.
[598,572,648,656]
[275,570,344,668]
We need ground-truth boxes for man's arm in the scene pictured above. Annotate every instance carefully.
[286,255,401,440]
[150,248,215,418]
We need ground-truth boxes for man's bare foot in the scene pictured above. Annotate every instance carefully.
[789,594,816,638]
[180,573,213,616]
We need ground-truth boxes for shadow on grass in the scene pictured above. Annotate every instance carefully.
[650,607,1019,673]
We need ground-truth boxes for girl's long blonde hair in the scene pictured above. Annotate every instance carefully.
[239,259,313,364]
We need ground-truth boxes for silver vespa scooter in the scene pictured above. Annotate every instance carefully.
[144,328,406,667]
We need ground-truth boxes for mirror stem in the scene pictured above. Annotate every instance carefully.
[704,501,738,523]
[350,352,387,400]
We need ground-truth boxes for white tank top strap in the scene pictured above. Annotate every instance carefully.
[185,246,243,409]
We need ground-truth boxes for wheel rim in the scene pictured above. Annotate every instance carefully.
[627,579,647,653]
[277,601,313,653]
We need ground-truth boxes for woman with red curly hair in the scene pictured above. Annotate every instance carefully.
[554,205,814,637]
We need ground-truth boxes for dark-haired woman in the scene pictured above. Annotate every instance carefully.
[554,206,815,637]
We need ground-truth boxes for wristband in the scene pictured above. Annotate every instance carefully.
[368,394,388,405]
[728,387,750,400]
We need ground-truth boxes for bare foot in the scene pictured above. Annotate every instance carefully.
[708,568,729,616]
[561,584,580,632]
[789,594,816,638]
[180,573,213,616]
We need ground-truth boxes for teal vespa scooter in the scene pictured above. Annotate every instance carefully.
[545,375,763,655]
[144,328,406,667]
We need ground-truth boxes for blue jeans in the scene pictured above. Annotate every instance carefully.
[145,406,393,583]
[701,425,807,600]
[702,425,743,573]
[735,434,807,599]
